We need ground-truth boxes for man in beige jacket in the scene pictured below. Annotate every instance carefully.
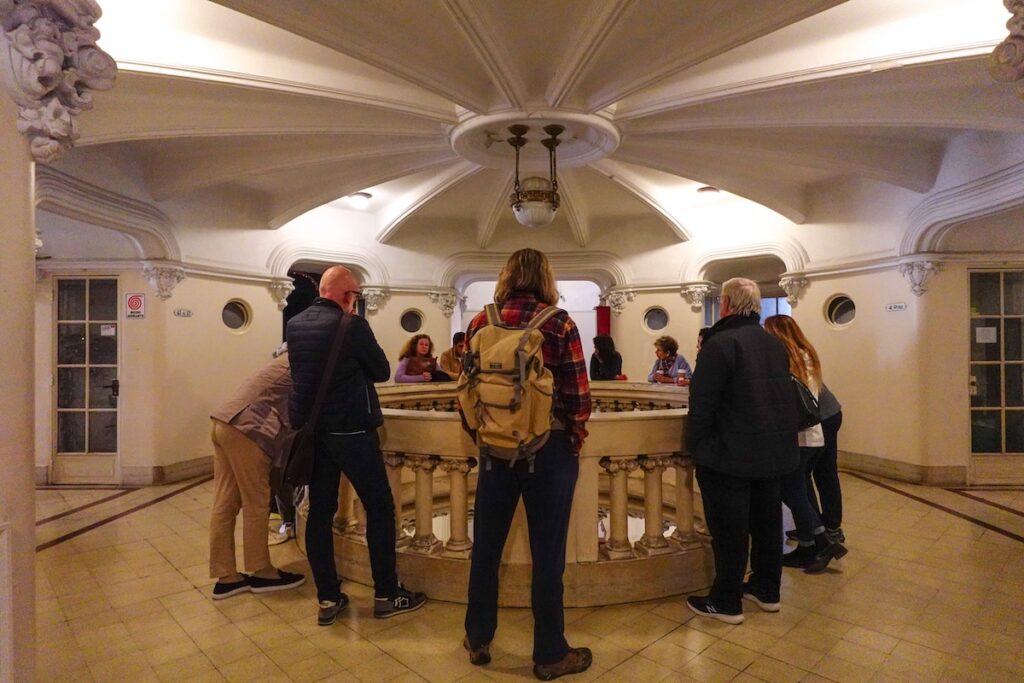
[209,351,305,599]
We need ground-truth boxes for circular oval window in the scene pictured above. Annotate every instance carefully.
[825,295,856,326]
[222,299,251,331]
[644,307,669,332]
[400,309,423,333]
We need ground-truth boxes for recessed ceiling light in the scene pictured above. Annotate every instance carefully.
[696,186,719,194]
[345,191,372,208]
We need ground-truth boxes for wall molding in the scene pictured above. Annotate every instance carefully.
[839,450,967,486]
[681,240,809,283]
[121,455,212,487]
[266,243,390,285]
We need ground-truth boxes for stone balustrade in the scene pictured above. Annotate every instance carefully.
[297,382,712,606]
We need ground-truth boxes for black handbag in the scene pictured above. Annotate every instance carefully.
[792,375,821,430]
[273,313,352,488]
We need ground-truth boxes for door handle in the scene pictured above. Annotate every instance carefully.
[104,378,119,397]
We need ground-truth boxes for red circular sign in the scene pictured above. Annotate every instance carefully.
[127,294,143,311]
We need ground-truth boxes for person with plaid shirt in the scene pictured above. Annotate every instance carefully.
[462,248,594,681]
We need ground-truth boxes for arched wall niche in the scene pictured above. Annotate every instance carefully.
[438,250,630,292]
[36,211,147,261]
[701,255,788,298]
[680,241,809,284]
[267,243,389,284]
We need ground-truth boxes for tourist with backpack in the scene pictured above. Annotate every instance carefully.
[458,248,593,681]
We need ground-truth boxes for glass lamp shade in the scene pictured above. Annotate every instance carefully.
[511,176,558,227]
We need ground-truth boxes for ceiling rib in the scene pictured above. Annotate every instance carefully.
[377,161,483,244]
[443,0,526,110]
[476,171,514,250]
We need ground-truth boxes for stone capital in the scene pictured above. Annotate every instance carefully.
[439,457,476,475]
[897,260,940,296]
[680,282,715,308]
[382,452,405,469]
[778,275,809,305]
[639,455,674,472]
[428,288,463,318]
[404,454,439,472]
[361,286,389,312]
[990,1,1024,97]
[600,289,636,316]
[142,262,185,301]
[268,278,294,311]
[0,0,117,162]
[599,456,639,475]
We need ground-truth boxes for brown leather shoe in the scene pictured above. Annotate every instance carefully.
[533,647,593,681]
[463,636,491,665]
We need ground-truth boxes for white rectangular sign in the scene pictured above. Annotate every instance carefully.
[885,302,907,312]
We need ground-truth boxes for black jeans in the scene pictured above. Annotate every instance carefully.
[810,411,843,529]
[696,465,783,610]
[781,446,825,544]
[465,431,578,665]
[306,430,398,602]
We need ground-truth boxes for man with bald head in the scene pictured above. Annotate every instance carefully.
[287,265,426,626]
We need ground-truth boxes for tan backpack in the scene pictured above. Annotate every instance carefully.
[457,303,562,468]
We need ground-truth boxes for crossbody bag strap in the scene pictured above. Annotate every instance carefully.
[307,312,353,427]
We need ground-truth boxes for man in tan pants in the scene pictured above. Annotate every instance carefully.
[209,351,305,599]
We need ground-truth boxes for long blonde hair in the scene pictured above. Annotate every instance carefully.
[398,334,433,360]
[493,248,559,306]
[763,315,821,384]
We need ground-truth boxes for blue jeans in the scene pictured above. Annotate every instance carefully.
[465,431,578,665]
[781,446,826,544]
[305,430,398,602]
[811,412,844,529]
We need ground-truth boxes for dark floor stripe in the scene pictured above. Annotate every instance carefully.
[846,471,1024,544]
[36,476,213,552]
[945,488,1024,519]
[36,488,136,526]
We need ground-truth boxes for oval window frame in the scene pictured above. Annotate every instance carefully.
[222,299,252,333]
[643,306,670,332]
[824,294,856,328]
[400,309,424,333]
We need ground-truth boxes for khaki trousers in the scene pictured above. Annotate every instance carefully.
[209,419,272,578]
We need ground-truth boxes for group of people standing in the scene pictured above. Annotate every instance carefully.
[206,255,846,679]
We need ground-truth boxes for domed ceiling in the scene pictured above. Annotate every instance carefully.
[66,0,1016,252]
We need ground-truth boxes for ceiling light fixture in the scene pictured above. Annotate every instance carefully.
[345,191,372,209]
[507,124,563,227]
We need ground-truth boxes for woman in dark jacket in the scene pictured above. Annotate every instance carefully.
[589,335,623,380]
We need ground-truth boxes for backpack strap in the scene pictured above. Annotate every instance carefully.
[527,305,562,330]
[484,303,503,326]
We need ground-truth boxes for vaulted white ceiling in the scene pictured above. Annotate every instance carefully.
[67,0,1014,251]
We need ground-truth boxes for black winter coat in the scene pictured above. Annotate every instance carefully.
[686,312,800,478]
[286,298,390,433]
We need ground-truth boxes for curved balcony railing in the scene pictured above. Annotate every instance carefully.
[297,381,712,606]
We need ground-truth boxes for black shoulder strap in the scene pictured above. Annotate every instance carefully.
[307,312,353,427]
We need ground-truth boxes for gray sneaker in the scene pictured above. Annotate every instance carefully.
[317,593,349,626]
[374,584,426,619]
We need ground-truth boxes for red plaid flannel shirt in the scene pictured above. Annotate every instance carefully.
[465,293,591,453]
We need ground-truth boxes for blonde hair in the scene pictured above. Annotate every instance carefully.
[763,315,821,384]
[721,277,761,316]
[494,248,559,306]
[399,334,433,360]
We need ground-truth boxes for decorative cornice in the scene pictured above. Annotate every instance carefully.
[990,1,1024,96]
[435,250,630,291]
[428,289,462,318]
[778,275,809,305]
[600,289,636,316]
[268,278,294,311]
[0,0,116,162]
[680,282,715,308]
[143,261,185,301]
[897,260,940,296]
[266,243,389,284]
[35,166,179,260]
[682,240,810,283]
[361,287,389,313]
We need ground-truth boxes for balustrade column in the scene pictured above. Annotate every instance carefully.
[671,455,703,548]
[405,455,442,554]
[635,455,673,556]
[383,452,410,546]
[352,499,367,537]
[599,456,638,560]
[334,478,357,534]
[439,457,476,557]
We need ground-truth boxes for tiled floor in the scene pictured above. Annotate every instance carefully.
[35,473,1024,682]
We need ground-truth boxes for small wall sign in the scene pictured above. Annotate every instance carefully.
[126,293,145,318]
[885,302,907,312]
[173,308,193,318]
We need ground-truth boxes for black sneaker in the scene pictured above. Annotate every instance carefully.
[741,584,781,613]
[804,541,848,574]
[533,647,592,681]
[463,636,491,666]
[686,595,744,624]
[374,583,426,619]
[212,575,250,600]
[781,544,817,568]
[250,570,305,594]
[826,527,846,544]
[317,593,350,626]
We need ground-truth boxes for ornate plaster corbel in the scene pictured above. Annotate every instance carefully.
[360,286,389,313]
[990,1,1024,97]
[680,282,715,309]
[268,278,294,311]
[897,260,940,296]
[0,0,117,162]
[428,288,462,318]
[142,262,185,301]
[600,289,636,316]
[778,275,809,305]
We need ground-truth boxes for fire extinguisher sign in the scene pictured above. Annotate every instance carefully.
[126,293,145,318]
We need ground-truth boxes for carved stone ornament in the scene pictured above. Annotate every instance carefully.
[428,289,463,318]
[778,276,809,305]
[439,457,477,475]
[268,278,294,311]
[599,456,639,475]
[990,1,1024,96]
[360,286,389,312]
[680,283,714,308]
[600,289,636,316]
[0,0,117,162]
[143,263,185,301]
[897,260,939,296]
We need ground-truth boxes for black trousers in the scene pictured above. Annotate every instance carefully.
[810,411,844,529]
[781,446,825,544]
[696,465,783,610]
[465,431,578,665]
[306,430,398,602]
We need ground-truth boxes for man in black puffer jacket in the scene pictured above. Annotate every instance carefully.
[685,277,799,624]
[287,265,426,627]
